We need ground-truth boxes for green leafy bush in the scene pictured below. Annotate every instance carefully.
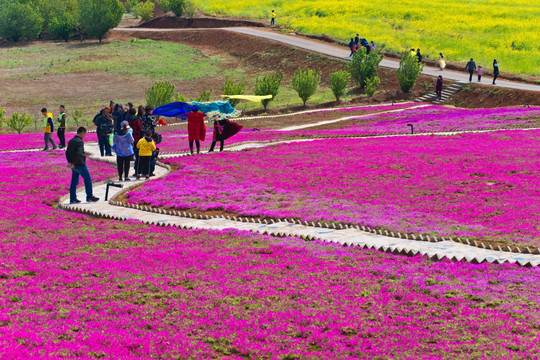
[222,79,246,107]
[397,51,424,93]
[145,81,176,108]
[49,12,77,42]
[72,109,86,127]
[175,93,187,102]
[125,0,138,13]
[184,0,196,18]
[365,76,380,97]
[157,0,170,13]
[254,72,283,110]
[0,2,44,42]
[292,68,321,106]
[79,0,123,42]
[330,70,351,101]
[169,0,185,17]
[6,112,33,134]
[0,107,5,128]
[195,89,213,102]
[347,47,383,88]
[135,1,155,21]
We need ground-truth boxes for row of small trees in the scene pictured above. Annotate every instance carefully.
[125,0,196,21]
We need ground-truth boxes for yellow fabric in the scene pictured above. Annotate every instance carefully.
[220,95,273,102]
[43,112,53,133]
[271,11,276,18]
[136,138,156,157]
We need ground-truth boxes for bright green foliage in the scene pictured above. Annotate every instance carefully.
[364,76,380,97]
[0,2,44,42]
[0,107,5,128]
[125,0,138,13]
[397,51,424,93]
[175,93,187,102]
[254,72,283,110]
[135,1,155,21]
[347,47,383,89]
[169,0,185,17]
[6,112,33,134]
[72,109,86,127]
[184,0,196,18]
[157,0,170,13]
[195,89,213,102]
[79,0,123,43]
[330,70,351,101]
[222,79,247,107]
[145,81,176,108]
[292,68,321,106]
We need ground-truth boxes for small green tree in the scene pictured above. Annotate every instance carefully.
[347,47,383,89]
[145,81,176,108]
[195,89,213,102]
[49,12,77,41]
[135,1,155,21]
[79,0,123,43]
[222,79,247,107]
[0,107,5,128]
[365,76,380,97]
[125,0,138,13]
[72,109,86,127]
[6,112,33,134]
[175,93,187,102]
[184,0,196,18]
[157,0,170,13]
[0,2,44,42]
[397,51,424,93]
[169,0,185,17]
[292,68,321,106]
[330,70,351,101]
[254,72,283,110]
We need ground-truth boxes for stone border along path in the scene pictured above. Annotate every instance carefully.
[112,27,540,93]
[56,133,540,267]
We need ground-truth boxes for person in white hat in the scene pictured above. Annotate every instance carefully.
[113,121,135,181]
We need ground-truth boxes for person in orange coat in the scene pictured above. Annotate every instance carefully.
[187,110,207,155]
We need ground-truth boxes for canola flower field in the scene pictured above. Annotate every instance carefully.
[195,0,540,76]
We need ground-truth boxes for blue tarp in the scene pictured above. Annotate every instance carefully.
[152,102,197,120]
[191,101,239,116]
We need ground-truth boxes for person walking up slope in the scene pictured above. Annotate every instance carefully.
[436,75,443,101]
[41,108,58,151]
[66,127,99,204]
[465,58,476,83]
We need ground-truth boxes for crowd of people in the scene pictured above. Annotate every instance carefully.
[348,34,376,56]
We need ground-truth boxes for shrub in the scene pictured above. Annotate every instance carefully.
[195,89,213,102]
[49,13,77,42]
[145,81,176,108]
[0,107,5,128]
[292,68,321,106]
[347,47,383,88]
[397,51,424,93]
[330,70,351,102]
[169,0,185,17]
[184,0,196,18]
[6,112,33,134]
[0,2,44,42]
[365,76,380,97]
[254,72,284,110]
[157,0,170,13]
[175,93,187,102]
[79,0,123,43]
[135,1,155,21]
[72,109,86,127]
[222,79,247,107]
[125,0,139,13]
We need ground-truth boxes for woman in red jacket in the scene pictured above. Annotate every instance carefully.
[187,110,207,155]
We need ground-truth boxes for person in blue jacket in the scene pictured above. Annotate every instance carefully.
[113,121,135,181]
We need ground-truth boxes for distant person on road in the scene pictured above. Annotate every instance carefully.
[416,49,422,62]
[66,126,99,204]
[270,10,276,26]
[187,109,207,155]
[436,75,443,101]
[41,108,58,151]
[492,59,500,85]
[355,34,360,47]
[136,130,156,180]
[57,105,67,149]
[477,66,483,82]
[113,121,135,182]
[349,38,356,57]
[437,53,446,71]
[465,58,476,83]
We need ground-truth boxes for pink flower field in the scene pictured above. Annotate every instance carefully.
[131,129,540,247]
[1,150,540,358]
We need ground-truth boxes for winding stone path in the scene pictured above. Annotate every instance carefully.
[112,27,540,93]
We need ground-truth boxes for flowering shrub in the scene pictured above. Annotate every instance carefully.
[132,130,540,247]
[0,132,98,151]
[1,148,540,357]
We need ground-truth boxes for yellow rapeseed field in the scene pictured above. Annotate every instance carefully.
[195,0,540,76]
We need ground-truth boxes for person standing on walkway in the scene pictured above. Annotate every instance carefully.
[354,34,360,47]
[187,109,207,155]
[208,116,243,153]
[136,130,156,180]
[112,104,125,134]
[465,58,476,83]
[477,66,483,82]
[349,38,356,57]
[41,108,58,151]
[57,105,67,149]
[66,127,99,204]
[436,75,443,101]
[437,53,446,71]
[492,59,500,85]
[416,49,422,62]
[113,121,135,181]
[94,108,113,157]
[270,10,276,26]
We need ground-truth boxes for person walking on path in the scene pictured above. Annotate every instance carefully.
[41,108,58,151]
[141,106,156,135]
[348,38,356,57]
[113,121,135,181]
[66,127,99,204]
[437,53,446,71]
[112,104,125,134]
[187,109,207,155]
[94,108,113,157]
[436,75,443,101]
[492,59,500,85]
[208,116,243,153]
[57,105,67,149]
[354,34,360,47]
[136,130,156,180]
[477,66,484,82]
[416,49,422,62]
[270,10,276,26]
[465,58,476,83]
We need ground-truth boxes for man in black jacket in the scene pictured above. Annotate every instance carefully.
[465,58,476,83]
[94,108,113,157]
[66,127,99,204]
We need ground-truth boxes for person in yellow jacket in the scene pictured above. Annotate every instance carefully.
[270,10,276,26]
[41,107,58,151]
[136,130,156,179]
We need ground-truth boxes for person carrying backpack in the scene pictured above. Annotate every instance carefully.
[94,107,113,157]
